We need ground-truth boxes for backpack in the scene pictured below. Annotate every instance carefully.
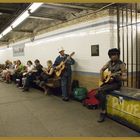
[71,80,79,91]
[71,80,79,98]
[73,87,87,101]
[83,89,100,109]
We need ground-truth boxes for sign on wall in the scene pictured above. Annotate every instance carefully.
[13,43,25,57]
[91,45,99,56]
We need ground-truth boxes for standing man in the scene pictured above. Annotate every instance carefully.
[53,47,75,101]
[96,48,127,123]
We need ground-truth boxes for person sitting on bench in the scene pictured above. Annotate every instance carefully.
[96,48,127,123]
[20,60,34,89]
[5,61,15,83]
[38,60,54,95]
[23,59,43,92]
[1,60,12,81]
[11,60,25,85]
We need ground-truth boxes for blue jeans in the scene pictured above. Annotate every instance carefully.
[61,75,71,98]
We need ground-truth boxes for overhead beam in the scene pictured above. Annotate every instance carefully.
[29,15,54,21]
[41,4,83,11]
[0,9,15,15]
[12,29,33,34]
[42,3,95,10]
[0,40,9,43]
[0,7,16,11]
[31,13,67,21]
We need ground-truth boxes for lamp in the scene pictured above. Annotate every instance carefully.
[11,11,29,28]
[0,34,3,39]
[28,3,43,13]
[2,26,12,36]
[0,2,43,38]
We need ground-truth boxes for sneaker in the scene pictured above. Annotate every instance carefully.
[22,88,29,92]
[19,86,24,89]
[44,89,48,96]
[62,97,69,101]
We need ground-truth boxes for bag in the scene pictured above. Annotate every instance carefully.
[71,80,79,98]
[83,89,100,109]
[71,80,79,91]
[73,87,87,101]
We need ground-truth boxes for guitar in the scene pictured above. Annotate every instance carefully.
[55,52,75,77]
[99,71,122,86]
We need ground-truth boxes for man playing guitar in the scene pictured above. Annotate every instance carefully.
[53,47,75,101]
[96,48,127,123]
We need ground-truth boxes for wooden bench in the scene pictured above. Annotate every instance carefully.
[46,77,61,88]
[106,87,140,132]
[33,77,61,92]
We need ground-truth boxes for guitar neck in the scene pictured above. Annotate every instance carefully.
[63,56,70,64]
[63,52,75,64]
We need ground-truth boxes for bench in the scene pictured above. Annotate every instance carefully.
[106,87,140,132]
[33,77,61,94]
[46,77,61,88]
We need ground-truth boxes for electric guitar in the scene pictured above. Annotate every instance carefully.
[99,71,122,86]
[55,52,75,77]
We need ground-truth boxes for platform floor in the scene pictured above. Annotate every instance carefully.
[0,82,139,137]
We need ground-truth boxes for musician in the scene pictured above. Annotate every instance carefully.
[96,48,127,123]
[53,47,75,101]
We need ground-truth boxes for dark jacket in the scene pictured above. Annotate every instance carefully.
[53,54,75,77]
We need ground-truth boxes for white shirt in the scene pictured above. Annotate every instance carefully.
[27,65,34,72]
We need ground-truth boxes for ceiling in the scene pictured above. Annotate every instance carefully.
[0,3,30,33]
[0,3,136,46]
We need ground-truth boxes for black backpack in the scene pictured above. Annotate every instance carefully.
[71,80,79,92]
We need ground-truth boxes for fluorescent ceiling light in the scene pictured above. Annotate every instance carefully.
[0,3,43,38]
[2,26,12,36]
[11,11,29,28]
[0,34,2,38]
[28,3,43,13]
[11,3,43,28]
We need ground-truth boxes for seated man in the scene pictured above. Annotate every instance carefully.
[23,59,43,91]
[96,48,127,123]
[38,60,54,95]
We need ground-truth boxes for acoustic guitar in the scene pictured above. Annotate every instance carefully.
[99,71,122,86]
[55,52,75,77]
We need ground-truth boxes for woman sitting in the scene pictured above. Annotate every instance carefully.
[5,61,15,83]
[12,60,25,86]
[39,60,54,95]
[1,60,12,82]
